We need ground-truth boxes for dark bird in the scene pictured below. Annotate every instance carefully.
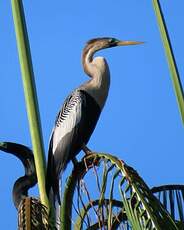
[0,142,37,209]
[46,37,142,203]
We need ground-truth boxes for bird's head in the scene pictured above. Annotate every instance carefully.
[85,37,143,52]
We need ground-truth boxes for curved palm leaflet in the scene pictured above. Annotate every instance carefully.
[152,184,184,229]
[61,152,178,230]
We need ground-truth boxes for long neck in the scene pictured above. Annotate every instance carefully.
[82,44,97,77]
[13,175,36,209]
[0,143,37,209]
[81,45,110,109]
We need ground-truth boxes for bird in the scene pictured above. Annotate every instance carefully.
[0,142,37,209]
[46,37,142,204]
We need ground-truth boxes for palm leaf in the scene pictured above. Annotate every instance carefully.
[152,184,184,228]
[11,0,49,211]
[61,152,178,229]
[153,0,184,124]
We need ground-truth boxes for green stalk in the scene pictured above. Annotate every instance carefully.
[11,0,50,211]
[153,0,184,125]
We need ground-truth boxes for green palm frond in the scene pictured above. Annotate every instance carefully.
[152,184,184,228]
[153,0,184,124]
[11,0,49,212]
[61,152,178,230]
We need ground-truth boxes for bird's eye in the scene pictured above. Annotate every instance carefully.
[109,38,116,43]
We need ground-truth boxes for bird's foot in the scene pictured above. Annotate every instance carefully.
[82,144,92,155]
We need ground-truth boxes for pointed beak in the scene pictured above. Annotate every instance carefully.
[116,41,144,46]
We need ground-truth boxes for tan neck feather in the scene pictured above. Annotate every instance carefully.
[80,57,110,109]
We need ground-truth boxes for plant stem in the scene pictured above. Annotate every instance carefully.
[153,0,184,125]
[11,0,50,211]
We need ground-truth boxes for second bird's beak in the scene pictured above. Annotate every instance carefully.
[116,41,144,46]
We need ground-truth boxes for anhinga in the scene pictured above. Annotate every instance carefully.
[0,142,37,209]
[46,37,142,203]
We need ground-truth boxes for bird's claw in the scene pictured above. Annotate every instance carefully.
[82,144,92,155]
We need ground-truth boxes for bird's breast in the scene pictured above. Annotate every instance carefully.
[79,76,110,110]
[80,57,110,109]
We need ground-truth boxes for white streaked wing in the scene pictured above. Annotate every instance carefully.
[52,91,84,154]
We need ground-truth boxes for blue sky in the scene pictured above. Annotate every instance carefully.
[0,1,183,228]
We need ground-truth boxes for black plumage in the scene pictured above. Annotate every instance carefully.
[0,142,37,209]
[46,89,101,203]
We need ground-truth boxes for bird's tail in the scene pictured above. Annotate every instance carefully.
[46,143,61,205]
[47,188,61,229]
